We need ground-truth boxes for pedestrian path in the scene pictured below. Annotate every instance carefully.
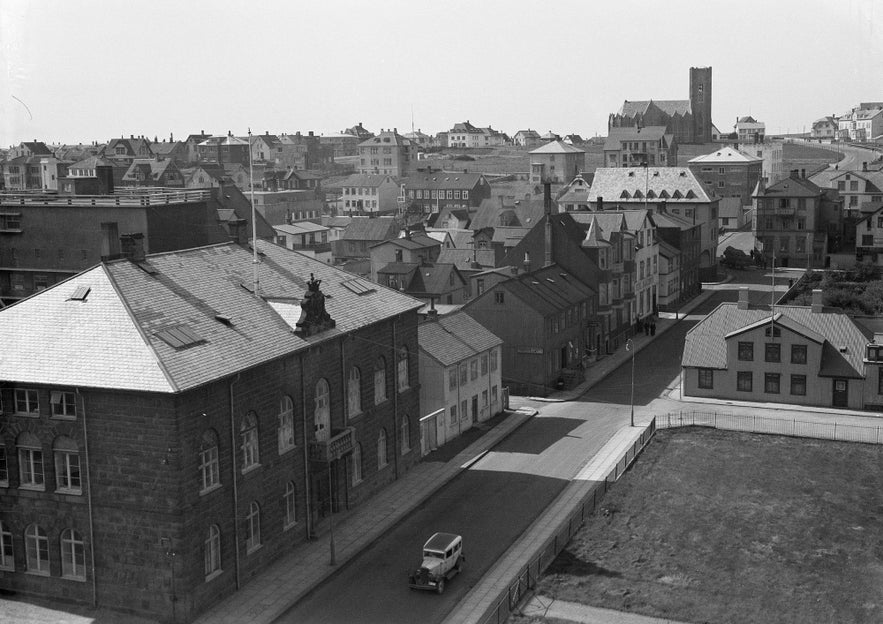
[521,595,690,624]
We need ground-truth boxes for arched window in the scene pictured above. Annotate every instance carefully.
[352,443,363,485]
[278,396,295,454]
[53,436,81,494]
[17,432,44,489]
[314,379,330,442]
[246,502,261,553]
[397,347,409,392]
[0,521,13,571]
[374,357,387,405]
[199,430,220,493]
[60,528,86,579]
[400,416,411,454]
[347,367,362,418]
[377,429,388,469]
[204,525,221,578]
[25,524,49,574]
[283,482,297,529]
[240,412,259,472]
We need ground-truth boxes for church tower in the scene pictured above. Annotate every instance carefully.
[689,66,712,143]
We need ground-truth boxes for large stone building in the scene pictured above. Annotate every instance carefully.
[603,126,677,168]
[0,239,423,622]
[609,67,713,144]
[687,146,763,207]
[357,129,417,178]
[529,141,585,184]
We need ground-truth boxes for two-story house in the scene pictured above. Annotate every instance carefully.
[402,171,491,216]
[331,216,401,265]
[120,158,185,187]
[603,126,677,168]
[688,146,763,207]
[369,233,441,282]
[331,174,400,215]
[357,129,416,178]
[529,141,585,184]
[418,312,503,453]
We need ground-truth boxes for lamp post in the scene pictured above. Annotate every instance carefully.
[626,338,635,427]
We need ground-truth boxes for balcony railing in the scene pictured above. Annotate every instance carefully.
[308,427,356,463]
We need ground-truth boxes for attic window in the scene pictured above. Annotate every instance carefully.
[628,171,635,177]
[69,286,91,301]
[620,191,631,199]
[659,190,669,198]
[839,346,848,353]
[672,190,683,199]
[646,190,656,198]
[685,190,696,199]
[156,325,205,349]
[679,171,687,177]
[341,278,376,295]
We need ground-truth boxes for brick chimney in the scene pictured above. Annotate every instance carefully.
[228,218,249,245]
[737,286,749,310]
[811,289,824,313]
[120,233,146,262]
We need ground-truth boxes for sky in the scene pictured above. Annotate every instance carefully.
[1,0,881,147]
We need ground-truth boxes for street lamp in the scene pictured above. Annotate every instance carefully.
[626,338,635,427]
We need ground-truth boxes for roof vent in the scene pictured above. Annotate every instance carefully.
[839,346,848,353]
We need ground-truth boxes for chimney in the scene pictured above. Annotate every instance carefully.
[863,162,868,172]
[737,286,750,310]
[120,232,146,262]
[228,218,249,245]
[811,289,824,313]
[597,196,604,211]
[543,181,552,215]
[425,298,438,320]
[544,214,552,267]
[801,169,806,179]
[523,251,531,273]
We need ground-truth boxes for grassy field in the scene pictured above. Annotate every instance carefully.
[518,428,883,624]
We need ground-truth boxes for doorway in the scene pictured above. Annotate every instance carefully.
[832,378,848,408]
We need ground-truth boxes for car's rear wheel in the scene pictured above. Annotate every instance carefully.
[436,578,445,594]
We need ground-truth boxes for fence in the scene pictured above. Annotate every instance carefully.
[657,410,883,445]
[478,418,657,624]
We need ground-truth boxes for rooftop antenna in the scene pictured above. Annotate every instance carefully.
[248,128,260,296]
[411,105,415,134]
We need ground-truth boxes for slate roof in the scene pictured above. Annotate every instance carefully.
[327,173,397,190]
[358,131,412,148]
[500,264,596,317]
[273,222,328,235]
[0,242,421,393]
[688,146,762,164]
[529,140,585,155]
[618,99,692,117]
[341,216,400,241]
[436,248,496,270]
[407,264,462,295]
[683,302,871,378]
[830,170,883,192]
[471,198,546,230]
[419,311,502,367]
[604,126,670,150]
[756,176,823,198]
[587,167,712,203]
[21,141,52,155]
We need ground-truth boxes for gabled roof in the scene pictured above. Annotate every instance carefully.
[830,170,883,192]
[407,263,463,295]
[419,311,501,366]
[372,234,439,251]
[604,126,670,150]
[688,146,762,164]
[588,167,713,203]
[341,216,400,241]
[327,173,398,189]
[529,140,585,155]
[358,130,412,148]
[683,302,870,377]
[0,242,422,393]
[436,248,496,270]
[471,198,546,230]
[757,176,823,198]
[21,141,52,155]
[618,99,691,118]
[494,264,595,318]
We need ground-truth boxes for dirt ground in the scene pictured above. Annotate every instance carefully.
[518,428,883,624]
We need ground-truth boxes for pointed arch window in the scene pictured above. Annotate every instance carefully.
[204,524,221,578]
[283,482,297,529]
[199,429,220,493]
[314,379,330,442]
[246,501,261,553]
[347,367,362,418]
[397,347,410,392]
[374,357,387,404]
[240,412,259,472]
[278,396,295,454]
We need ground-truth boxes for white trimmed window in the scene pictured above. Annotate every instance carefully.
[400,416,410,454]
[240,412,259,472]
[50,390,76,418]
[377,429,388,469]
[204,524,221,578]
[374,357,387,404]
[199,430,220,493]
[347,367,362,418]
[25,524,49,574]
[53,436,82,494]
[15,388,39,416]
[314,379,330,441]
[0,521,13,571]
[60,528,86,580]
[283,481,297,529]
[17,433,44,490]
[352,443,363,485]
[397,347,409,392]
[246,502,261,553]
[277,396,295,454]
[490,348,498,371]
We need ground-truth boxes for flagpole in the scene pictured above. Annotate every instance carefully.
[248,128,259,296]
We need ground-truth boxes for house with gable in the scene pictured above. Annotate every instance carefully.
[329,173,400,215]
[513,130,542,148]
[831,165,883,214]
[854,203,883,266]
[376,261,469,306]
[688,145,763,207]
[529,140,585,184]
[357,129,416,178]
[603,126,677,168]
[683,287,881,410]
[586,166,719,281]
[418,311,504,453]
[0,238,423,622]
[332,215,401,264]
[121,158,184,187]
[102,135,154,165]
[369,232,441,282]
[403,170,491,216]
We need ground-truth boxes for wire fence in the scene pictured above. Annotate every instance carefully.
[657,410,883,445]
[478,418,657,624]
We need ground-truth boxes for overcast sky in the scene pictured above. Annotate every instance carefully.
[1,0,881,147]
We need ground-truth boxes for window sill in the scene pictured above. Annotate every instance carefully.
[278,445,296,457]
[246,544,262,556]
[241,464,261,477]
[55,488,82,496]
[283,521,298,532]
[50,414,77,421]
[25,569,50,577]
[61,574,87,583]
[199,483,222,497]
[352,477,363,487]
[204,569,223,583]
[19,484,45,492]
[14,413,39,418]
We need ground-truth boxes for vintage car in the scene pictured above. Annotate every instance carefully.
[407,532,465,594]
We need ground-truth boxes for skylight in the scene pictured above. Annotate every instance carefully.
[341,278,376,295]
[69,286,91,301]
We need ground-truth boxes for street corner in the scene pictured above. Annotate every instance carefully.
[514,406,539,417]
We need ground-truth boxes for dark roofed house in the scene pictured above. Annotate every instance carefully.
[0,240,423,621]
[121,158,184,187]
[332,215,401,264]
